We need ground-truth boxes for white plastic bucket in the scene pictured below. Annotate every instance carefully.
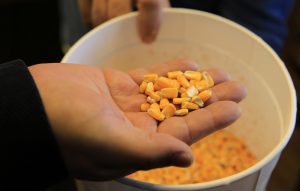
[62,8,297,191]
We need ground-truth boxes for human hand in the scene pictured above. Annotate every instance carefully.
[28,60,246,181]
[78,0,170,43]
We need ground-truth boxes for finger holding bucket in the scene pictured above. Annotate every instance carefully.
[137,0,170,43]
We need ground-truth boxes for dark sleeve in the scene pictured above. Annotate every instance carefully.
[0,60,68,190]
[218,0,295,54]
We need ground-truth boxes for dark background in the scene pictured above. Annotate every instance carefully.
[0,0,62,65]
[0,0,299,190]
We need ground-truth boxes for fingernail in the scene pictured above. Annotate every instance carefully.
[172,151,193,167]
[181,59,200,70]
[142,28,158,44]
[190,62,200,70]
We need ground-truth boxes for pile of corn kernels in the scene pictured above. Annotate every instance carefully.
[139,70,214,121]
[128,130,257,184]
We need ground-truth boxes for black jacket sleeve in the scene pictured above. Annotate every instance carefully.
[0,60,68,190]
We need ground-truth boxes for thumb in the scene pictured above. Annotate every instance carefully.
[137,0,165,43]
[130,132,194,170]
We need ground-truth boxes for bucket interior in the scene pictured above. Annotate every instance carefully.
[63,9,296,190]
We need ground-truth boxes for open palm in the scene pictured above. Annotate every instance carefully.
[29,59,246,181]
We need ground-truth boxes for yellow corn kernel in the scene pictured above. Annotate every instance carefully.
[141,103,150,112]
[153,83,160,91]
[189,80,199,86]
[182,101,199,110]
[154,77,175,90]
[150,103,160,111]
[143,73,158,83]
[173,97,191,104]
[184,71,202,81]
[159,98,169,109]
[147,108,165,121]
[145,82,154,95]
[171,79,181,89]
[139,71,215,122]
[167,71,183,79]
[199,89,212,102]
[192,95,204,107]
[177,74,190,88]
[175,109,189,116]
[186,86,199,97]
[147,96,156,104]
[149,91,161,102]
[181,92,188,98]
[202,71,214,88]
[139,81,147,93]
[179,87,187,94]
[195,80,209,92]
[162,103,176,118]
[155,90,162,97]
[160,88,178,99]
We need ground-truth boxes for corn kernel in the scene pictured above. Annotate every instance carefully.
[143,73,158,83]
[147,96,156,104]
[139,81,147,93]
[147,108,165,121]
[155,77,175,90]
[186,86,199,97]
[140,103,150,112]
[159,98,169,109]
[181,92,188,98]
[162,103,176,118]
[189,80,199,86]
[167,71,183,79]
[202,71,214,88]
[160,88,178,99]
[149,91,161,102]
[199,89,212,102]
[192,96,204,107]
[179,87,187,94]
[173,97,191,104]
[175,109,189,116]
[182,101,199,110]
[140,70,216,122]
[150,103,160,111]
[177,74,190,88]
[145,82,154,95]
[171,79,181,89]
[128,130,257,184]
[184,71,202,81]
[191,80,208,92]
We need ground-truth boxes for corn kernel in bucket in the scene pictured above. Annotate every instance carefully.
[128,130,257,184]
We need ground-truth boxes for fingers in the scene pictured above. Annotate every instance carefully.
[161,0,170,7]
[128,131,194,170]
[207,81,247,104]
[137,0,165,43]
[158,101,241,144]
[78,0,92,26]
[108,0,131,20]
[129,59,199,84]
[90,131,194,180]
[91,0,107,27]
[204,68,230,84]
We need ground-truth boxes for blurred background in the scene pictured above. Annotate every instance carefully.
[0,0,299,190]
